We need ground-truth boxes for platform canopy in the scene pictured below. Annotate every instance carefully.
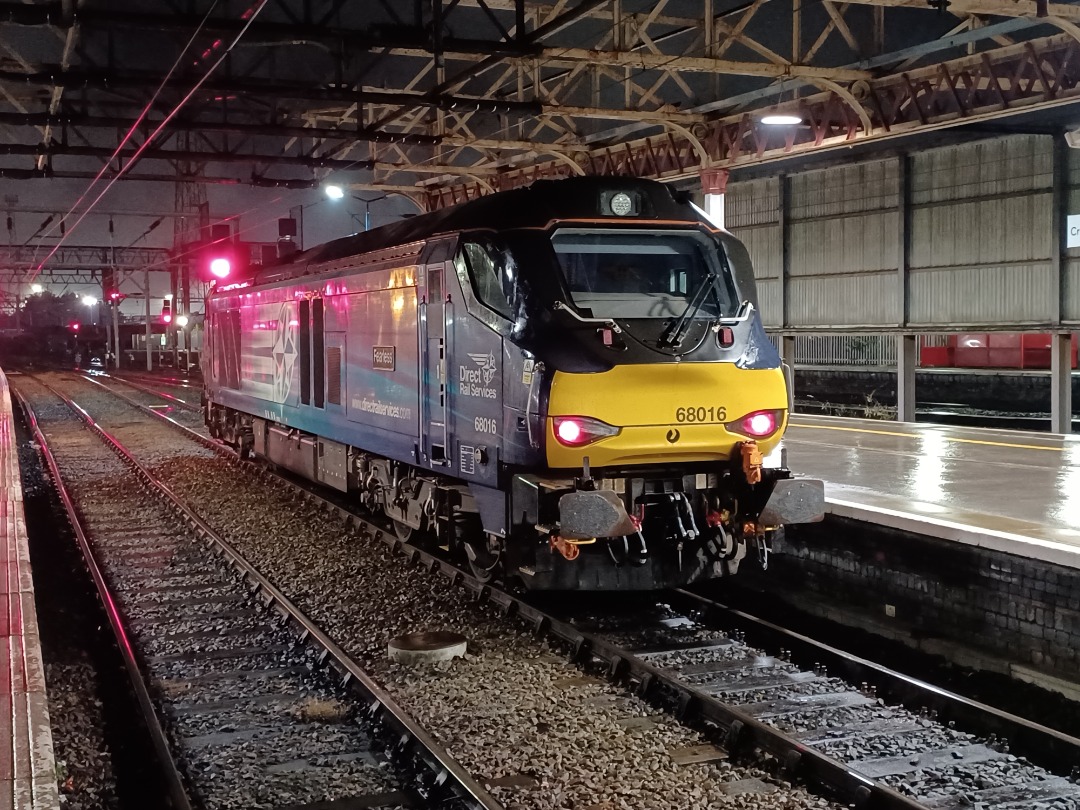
[1,0,1079,213]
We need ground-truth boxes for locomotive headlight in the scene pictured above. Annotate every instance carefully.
[601,190,639,217]
[553,416,621,447]
[610,192,633,216]
[727,409,782,439]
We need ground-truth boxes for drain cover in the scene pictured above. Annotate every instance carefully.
[387,631,468,664]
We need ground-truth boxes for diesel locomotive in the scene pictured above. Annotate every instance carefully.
[203,176,824,590]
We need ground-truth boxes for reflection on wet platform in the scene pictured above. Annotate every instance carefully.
[786,414,1080,567]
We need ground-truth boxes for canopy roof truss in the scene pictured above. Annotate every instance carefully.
[1,0,1077,210]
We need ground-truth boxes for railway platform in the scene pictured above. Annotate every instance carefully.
[786,413,1080,568]
[0,371,60,810]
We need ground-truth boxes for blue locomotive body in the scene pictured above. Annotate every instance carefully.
[204,177,823,590]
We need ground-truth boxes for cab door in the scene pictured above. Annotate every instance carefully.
[421,264,449,467]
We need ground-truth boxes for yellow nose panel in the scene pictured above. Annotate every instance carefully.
[545,362,788,469]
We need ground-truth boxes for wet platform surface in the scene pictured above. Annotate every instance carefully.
[0,371,60,810]
[786,414,1080,568]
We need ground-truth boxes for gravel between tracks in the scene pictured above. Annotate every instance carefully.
[44,374,841,810]
[17,417,122,810]
[20,377,409,810]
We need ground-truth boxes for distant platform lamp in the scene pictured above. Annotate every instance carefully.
[324,184,387,232]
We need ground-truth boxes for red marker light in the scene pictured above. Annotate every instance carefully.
[70,322,80,331]
[552,416,620,447]
[210,257,231,279]
[729,410,779,438]
[556,419,584,445]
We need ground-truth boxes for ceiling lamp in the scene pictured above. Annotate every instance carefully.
[760,113,802,126]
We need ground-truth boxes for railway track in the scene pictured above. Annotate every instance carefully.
[14,373,499,810]
[25,370,1080,809]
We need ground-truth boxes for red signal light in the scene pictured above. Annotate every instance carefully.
[69,322,80,332]
[209,257,231,279]
[161,300,173,324]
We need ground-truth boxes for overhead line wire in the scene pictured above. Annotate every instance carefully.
[29,0,223,273]
[32,0,271,281]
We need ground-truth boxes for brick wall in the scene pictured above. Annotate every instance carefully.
[737,517,1080,680]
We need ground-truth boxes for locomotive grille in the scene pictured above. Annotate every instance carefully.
[326,347,342,405]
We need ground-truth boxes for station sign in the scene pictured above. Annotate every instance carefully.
[1069,214,1080,248]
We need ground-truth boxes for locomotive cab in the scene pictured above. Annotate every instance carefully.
[443,180,824,589]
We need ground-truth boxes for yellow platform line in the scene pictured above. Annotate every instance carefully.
[788,421,1062,453]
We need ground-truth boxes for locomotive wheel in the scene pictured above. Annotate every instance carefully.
[464,533,503,583]
[451,511,502,582]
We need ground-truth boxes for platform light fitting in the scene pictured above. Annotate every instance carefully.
[30,284,42,294]
[324,184,345,200]
[760,113,802,126]
[175,314,189,328]
[81,295,98,306]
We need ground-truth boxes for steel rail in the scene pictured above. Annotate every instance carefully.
[102,374,202,412]
[91,373,1080,796]
[10,384,196,810]
[668,588,1080,778]
[36,375,504,810]
[79,374,930,809]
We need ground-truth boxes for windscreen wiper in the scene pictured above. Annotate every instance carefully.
[660,272,718,348]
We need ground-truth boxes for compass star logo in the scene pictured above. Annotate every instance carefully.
[468,351,498,384]
[272,302,298,403]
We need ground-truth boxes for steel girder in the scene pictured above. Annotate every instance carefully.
[424,31,1080,209]
[2,0,1079,209]
[0,245,171,274]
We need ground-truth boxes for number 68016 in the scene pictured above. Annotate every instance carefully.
[675,406,727,423]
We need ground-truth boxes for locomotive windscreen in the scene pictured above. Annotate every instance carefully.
[551,229,739,320]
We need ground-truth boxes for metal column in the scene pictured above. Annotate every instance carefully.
[701,168,728,230]
[897,154,911,328]
[1050,332,1074,434]
[779,174,791,332]
[897,334,917,422]
[781,335,796,411]
[144,268,152,372]
[112,304,120,369]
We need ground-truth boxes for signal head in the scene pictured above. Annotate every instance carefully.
[209,257,232,279]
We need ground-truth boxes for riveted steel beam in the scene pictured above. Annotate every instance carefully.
[842,0,1080,20]
[426,33,1080,208]
[0,245,170,272]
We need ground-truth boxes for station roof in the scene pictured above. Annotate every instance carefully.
[1,0,1078,212]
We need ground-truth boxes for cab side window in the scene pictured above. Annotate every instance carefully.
[457,238,514,319]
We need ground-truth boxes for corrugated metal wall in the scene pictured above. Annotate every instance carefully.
[1066,150,1080,323]
[909,135,1054,326]
[788,160,899,327]
[725,177,781,325]
[726,133,1072,332]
